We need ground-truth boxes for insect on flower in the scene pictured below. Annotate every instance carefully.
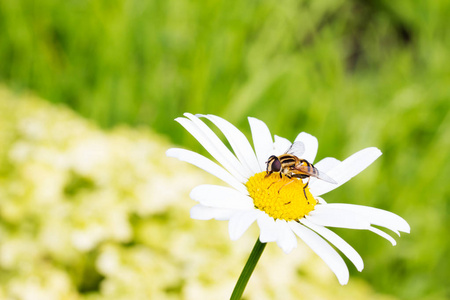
[266,141,337,199]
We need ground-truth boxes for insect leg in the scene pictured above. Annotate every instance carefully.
[304,177,310,189]
[267,177,282,189]
[278,180,294,193]
[303,177,311,204]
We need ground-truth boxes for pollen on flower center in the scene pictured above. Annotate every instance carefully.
[246,172,316,221]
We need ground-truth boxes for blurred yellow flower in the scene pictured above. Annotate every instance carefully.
[0,89,402,299]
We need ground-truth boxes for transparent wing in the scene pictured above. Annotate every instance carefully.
[285,141,305,157]
[316,169,338,184]
[295,163,337,184]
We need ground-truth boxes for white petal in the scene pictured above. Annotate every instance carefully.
[166,148,248,195]
[257,213,279,243]
[199,114,261,174]
[294,132,318,163]
[368,227,397,246]
[310,147,382,196]
[190,184,253,209]
[306,205,372,230]
[190,204,234,220]
[314,157,341,173]
[248,117,274,170]
[290,222,349,285]
[300,218,364,271]
[322,204,410,234]
[390,229,401,236]
[229,210,259,240]
[276,220,297,254]
[177,115,248,181]
[273,135,291,155]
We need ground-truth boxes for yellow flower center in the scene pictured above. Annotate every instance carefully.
[246,172,316,221]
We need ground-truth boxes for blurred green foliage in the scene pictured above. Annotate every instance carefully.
[0,89,397,299]
[0,0,449,299]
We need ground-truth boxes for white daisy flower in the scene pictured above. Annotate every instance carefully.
[166,113,410,285]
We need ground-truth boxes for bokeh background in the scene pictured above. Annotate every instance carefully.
[0,0,449,299]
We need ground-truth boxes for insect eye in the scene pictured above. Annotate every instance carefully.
[272,158,281,172]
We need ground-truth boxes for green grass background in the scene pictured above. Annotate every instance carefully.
[0,0,449,299]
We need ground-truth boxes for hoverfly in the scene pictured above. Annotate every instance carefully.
[265,141,337,200]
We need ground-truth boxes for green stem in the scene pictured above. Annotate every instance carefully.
[230,237,267,300]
